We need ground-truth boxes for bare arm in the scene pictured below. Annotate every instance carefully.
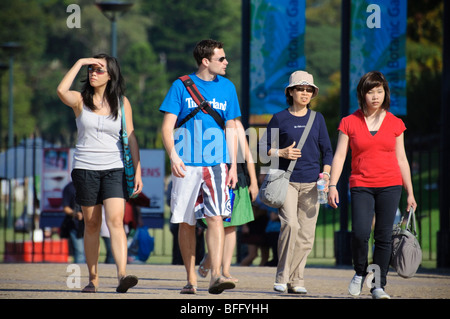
[395,133,417,211]
[236,120,258,201]
[328,132,349,209]
[226,119,238,189]
[56,58,104,116]
[161,112,186,178]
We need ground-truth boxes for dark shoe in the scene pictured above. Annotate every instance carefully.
[180,284,197,294]
[208,277,235,294]
[116,275,138,293]
[81,282,97,293]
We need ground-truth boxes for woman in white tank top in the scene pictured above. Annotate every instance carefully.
[57,53,142,293]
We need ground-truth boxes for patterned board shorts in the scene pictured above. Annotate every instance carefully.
[170,163,232,226]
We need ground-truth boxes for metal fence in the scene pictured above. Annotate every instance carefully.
[0,134,441,266]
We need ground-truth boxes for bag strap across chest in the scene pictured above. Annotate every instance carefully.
[284,110,316,179]
[176,75,225,130]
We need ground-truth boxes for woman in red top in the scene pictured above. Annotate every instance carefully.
[328,71,417,299]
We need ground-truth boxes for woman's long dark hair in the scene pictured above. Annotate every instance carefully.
[81,53,125,120]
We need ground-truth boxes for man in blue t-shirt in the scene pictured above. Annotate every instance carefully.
[160,39,240,295]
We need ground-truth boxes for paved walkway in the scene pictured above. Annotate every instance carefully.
[0,263,449,300]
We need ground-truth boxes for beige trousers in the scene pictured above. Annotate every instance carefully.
[275,182,319,287]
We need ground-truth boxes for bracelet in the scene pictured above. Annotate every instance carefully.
[329,185,337,188]
[322,171,330,179]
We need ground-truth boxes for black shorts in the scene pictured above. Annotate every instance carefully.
[71,168,127,206]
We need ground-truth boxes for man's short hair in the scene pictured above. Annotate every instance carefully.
[193,39,224,66]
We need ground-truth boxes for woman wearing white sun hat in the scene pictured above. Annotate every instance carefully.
[263,70,333,294]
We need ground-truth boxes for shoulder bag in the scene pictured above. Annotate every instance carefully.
[121,98,138,199]
[258,110,316,208]
[390,207,422,278]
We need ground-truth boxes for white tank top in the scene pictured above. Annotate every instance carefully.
[73,104,123,170]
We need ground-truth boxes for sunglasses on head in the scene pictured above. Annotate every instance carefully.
[88,67,107,75]
[293,86,314,93]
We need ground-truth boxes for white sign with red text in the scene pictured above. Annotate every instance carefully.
[139,149,165,215]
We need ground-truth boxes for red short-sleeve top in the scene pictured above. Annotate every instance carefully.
[338,109,406,188]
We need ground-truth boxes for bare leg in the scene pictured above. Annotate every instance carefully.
[82,204,102,288]
[205,216,225,284]
[178,222,197,286]
[240,244,258,266]
[199,250,211,277]
[201,226,237,281]
[222,226,236,278]
[205,216,235,294]
[103,198,128,282]
[259,246,269,266]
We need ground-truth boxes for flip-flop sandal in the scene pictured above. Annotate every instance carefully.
[180,284,197,294]
[81,282,97,293]
[116,275,138,293]
[198,255,209,278]
[208,277,235,294]
[198,264,210,278]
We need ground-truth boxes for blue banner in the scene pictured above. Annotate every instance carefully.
[350,0,407,115]
[249,0,306,124]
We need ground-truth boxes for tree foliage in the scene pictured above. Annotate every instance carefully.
[0,0,444,151]
[406,0,443,137]
[121,42,169,148]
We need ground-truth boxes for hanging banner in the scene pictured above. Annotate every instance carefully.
[249,0,306,125]
[350,0,407,115]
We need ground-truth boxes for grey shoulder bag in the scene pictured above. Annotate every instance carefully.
[259,111,316,208]
[390,207,422,278]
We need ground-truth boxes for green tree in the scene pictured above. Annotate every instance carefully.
[0,0,47,144]
[305,0,341,92]
[35,0,153,145]
[0,0,444,151]
[405,0,443,137]
[121,42,169,148]
[143,0,241,86]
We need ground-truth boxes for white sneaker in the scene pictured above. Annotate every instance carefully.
[273,283,287,293]
[348,274,365,296]
[288,286,307,294]
[372,288,391,299]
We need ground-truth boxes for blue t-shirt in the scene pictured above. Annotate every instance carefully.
[159,73,241,166]
[264,108,333,183]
